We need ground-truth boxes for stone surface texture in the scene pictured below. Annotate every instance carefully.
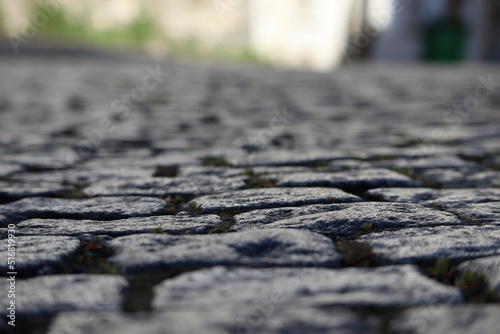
[390,305,500,334]
[232,202,464,236]
[0,275,128,318]
[0,196,166,221]
[0,55,499,332]
[0,236,80,277]
[107,229,341,274]
[153,266,462,310]
[359,225,500,263]
[457,256,500,292]
[190,187,362,213]
[1,215,223,237]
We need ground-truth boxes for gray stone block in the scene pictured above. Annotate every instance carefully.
[47,307,379,334]
[190,187,361,213]
[2,214,223,237]
[233,202,464,237]
[366,188,500,208]
[390,305,500,334]
[153,265,462,310]
[447,202,500,224]
[0,163,23,178]
[457,256,500,292]
[84,176,245,199]
[0,236,80,276]
[0,275,128,318]
[360,225,500,263]
[0,196,166,221]
[0,181,75,203]
[108,229,341,274]
[275,168,418,191]
[228,149,356,167]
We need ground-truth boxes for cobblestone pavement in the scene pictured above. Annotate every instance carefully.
[1,55,500,333]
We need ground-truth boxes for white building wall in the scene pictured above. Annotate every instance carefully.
[249,0,393,71]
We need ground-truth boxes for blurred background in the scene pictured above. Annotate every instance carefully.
[0,0,499,71]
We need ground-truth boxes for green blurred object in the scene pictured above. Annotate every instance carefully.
[424,18,467,62]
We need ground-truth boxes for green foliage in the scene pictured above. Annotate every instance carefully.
[428,258,453,283]
[68,236,118,275]
[152,227,163,234]
[58,179,90,199]
[427,258,499,302]
[171,195,184,205]
[335,237,378,267]
[61,179,90,190]
[188,201,203,215]
[312,160,329,168]
[33,4,155,50]
[387,165,415,178]
[200,156,230,167]
[54,190,90,199]
[362,223,373,234]
[455,271,498,303]
[241,168,275,189]
[164,195,185,215]
[351,223,374,239]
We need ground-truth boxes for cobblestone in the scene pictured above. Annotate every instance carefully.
[457,256,500,292]
[0,196,166,221]
[447,202,500,224]
[0,236,80,277]
[0,274,128,318]
[107,229,341,274]
[48,308,379,334]
[0,181,75,203]
[232,202,463,237]
[0,163,23,178]
[359,225,500,263]
[1,214,223,237]
[84,176,245,199]
[365,188,500,208]
[274,168,418,191]
[153,266,462,310]
[0,56,499,332]
[390,305,500,334]
[190,187,361,213]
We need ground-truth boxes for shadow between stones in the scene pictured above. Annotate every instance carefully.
[122,269,201,313]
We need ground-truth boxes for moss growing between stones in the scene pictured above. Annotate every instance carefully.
[66,236,119,275]
[362,223,373,234]
[327,197,336,204]
[427,258,499,303]
[61,179,89,190]
[152,227,163,234]
[335,237,378,267]
[395,139,424,148]
[241,168,275,189]
[387,166,415,178]
[455,271,498,303]
[57,179,91,199]
[311,160,329,168]
[201,114,220,124]
[188,201,203,215]
[427,258,454,284]
[154,165,179,177]
[163,195,185,215]
[200,156,230,167]
[54,189,91,199]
